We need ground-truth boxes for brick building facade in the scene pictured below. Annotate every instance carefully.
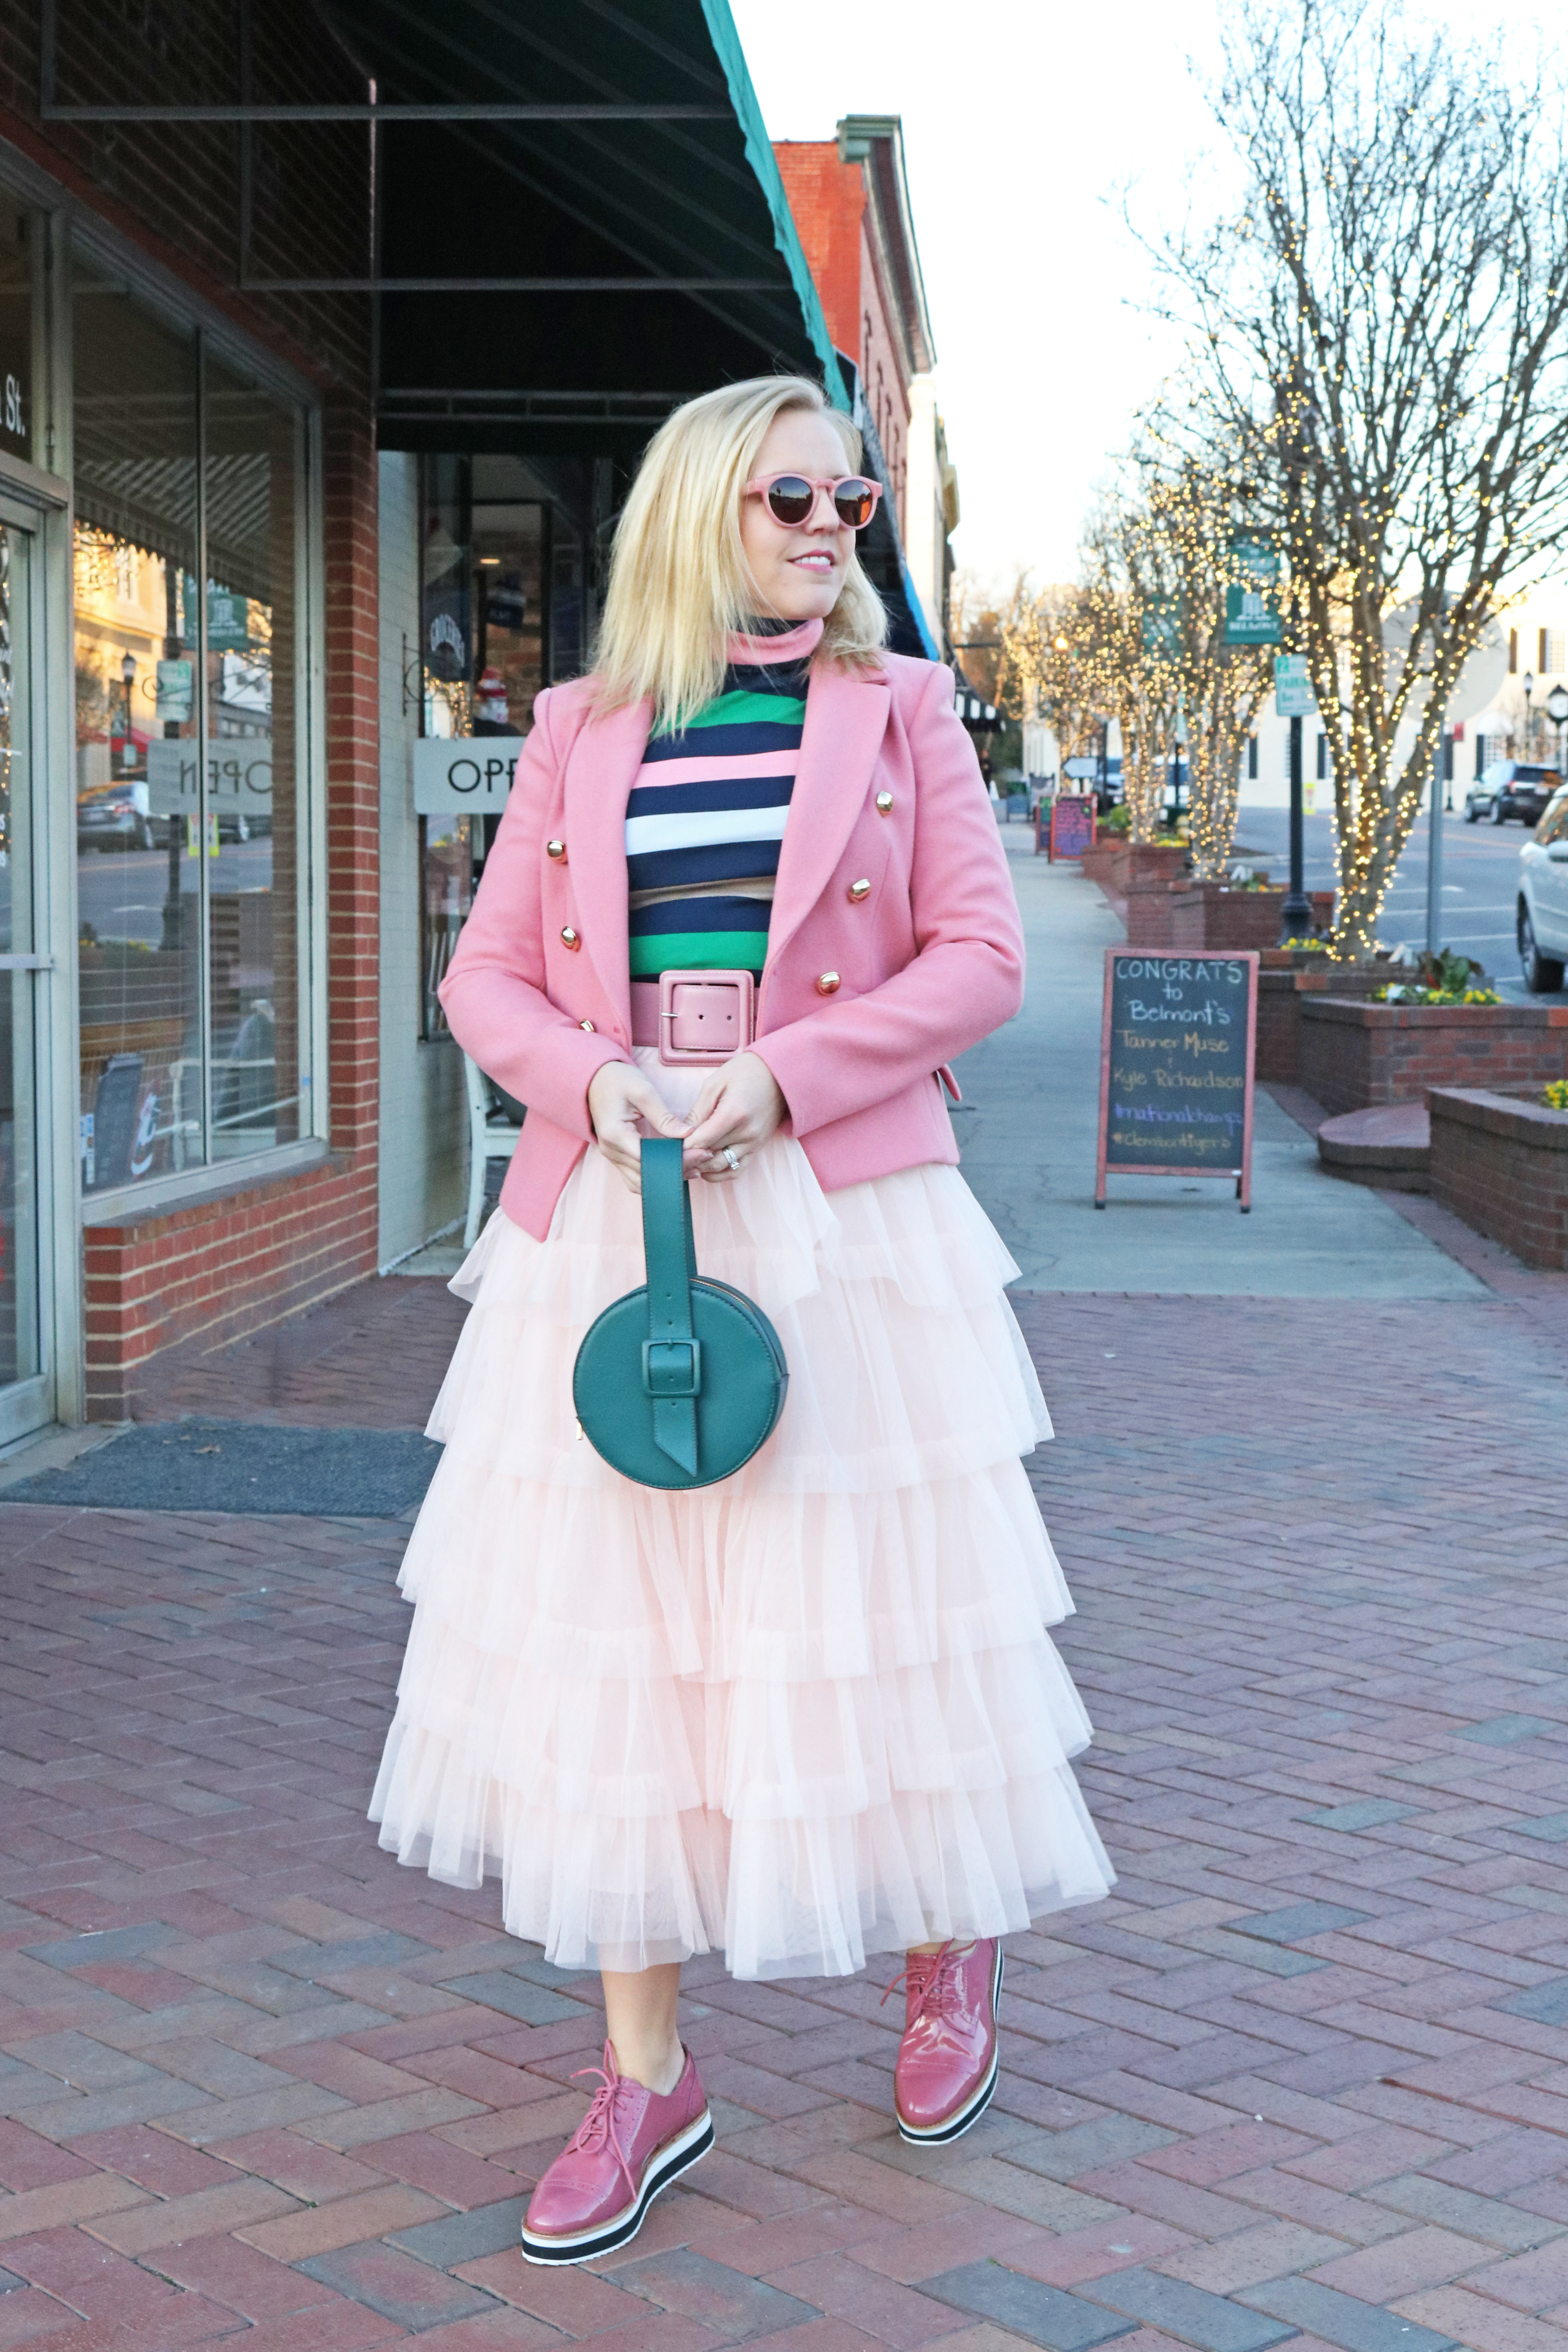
[0,0,842,1430]
[774,116,958,650]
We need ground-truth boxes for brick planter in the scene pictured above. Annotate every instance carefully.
[1428,1087,1568,1267]
[1256,966,1393,1084]
[1078,839,1122,889]
[1084,839,1188,913]
[1158,884,1336,951]
[1317,1102,1431,1192]
[1300,997,1568,1117]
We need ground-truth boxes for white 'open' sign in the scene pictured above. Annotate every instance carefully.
[413,737,526,816]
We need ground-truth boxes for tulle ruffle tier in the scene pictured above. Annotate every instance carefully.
[370,1061,1114,1977]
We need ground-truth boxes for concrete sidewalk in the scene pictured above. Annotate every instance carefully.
[956,838,1482,1299]
[4,842,1568,2350]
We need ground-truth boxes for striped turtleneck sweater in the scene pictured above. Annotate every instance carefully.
[626,615,821,981]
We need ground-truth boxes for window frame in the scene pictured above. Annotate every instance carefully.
[416,454,565,1044]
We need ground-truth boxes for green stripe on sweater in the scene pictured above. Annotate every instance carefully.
[652,689,807,737]
[629,932,767,977]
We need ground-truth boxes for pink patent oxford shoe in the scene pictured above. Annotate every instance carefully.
[520,2039,713,2264]
[887,1937,1003,2144]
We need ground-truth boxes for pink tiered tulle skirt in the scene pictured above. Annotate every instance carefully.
[370,1051,1114,1979]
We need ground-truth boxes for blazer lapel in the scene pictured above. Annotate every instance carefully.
[562,695,650,1040]
[768,665,891,967]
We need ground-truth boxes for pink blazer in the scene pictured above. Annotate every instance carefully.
[438,652,1025,1240]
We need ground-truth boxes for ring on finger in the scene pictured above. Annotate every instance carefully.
[721,1145,742,1172]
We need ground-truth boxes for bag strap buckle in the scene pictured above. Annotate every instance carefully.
[642,1337,701,1397]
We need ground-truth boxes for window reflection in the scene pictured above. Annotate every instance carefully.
[72,258,305,1191]
[205,350,300,1163]
[72,264,199,1191]
[0,524,40,1388]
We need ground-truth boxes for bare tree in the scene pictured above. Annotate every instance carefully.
[1078,458,1271,864]
[995,581,1103,780]
[1146,462,1274,881]
[1078,504,1177,845]
[1156,0,1568,952]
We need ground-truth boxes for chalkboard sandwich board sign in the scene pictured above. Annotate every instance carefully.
[1048,795,1096,862]
[1095,950,1259,1211]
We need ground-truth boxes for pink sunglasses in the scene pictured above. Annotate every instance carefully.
[743,471,883,530]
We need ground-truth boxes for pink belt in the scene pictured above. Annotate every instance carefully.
[631,969,758,1063]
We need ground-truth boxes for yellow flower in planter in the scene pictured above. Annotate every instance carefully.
[1374,983,1502,1005]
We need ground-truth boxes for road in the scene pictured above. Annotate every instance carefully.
[1232,803,1539,996]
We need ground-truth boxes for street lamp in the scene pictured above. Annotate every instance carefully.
[1524,668,1535,757]
[119,652,137,769]
[1547,682,1568,775]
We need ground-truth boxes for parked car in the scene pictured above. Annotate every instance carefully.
[1466,760,1562,825]
[77,781,154,852]
[1517,784,1568,991]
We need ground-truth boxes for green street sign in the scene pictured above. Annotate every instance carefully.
[1229,534,1281,584]
[1225,533,1283,645]
[183,576,250,651]
[1225,585,1282,644]
[1273,654,1315,716]
[206,590,250,651]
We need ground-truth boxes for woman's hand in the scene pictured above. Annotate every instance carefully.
[681,1052,787,1183]
[587,1062,690,1192]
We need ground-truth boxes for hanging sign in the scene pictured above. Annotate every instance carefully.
[1048,794,1097,861]
[1224,536,1283,646]
[1274,654,1316,717]
[413,735,525,815]
[1095,950,1259,1210]
[144,740,273,817]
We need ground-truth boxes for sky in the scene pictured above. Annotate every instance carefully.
[729,0,1512,601]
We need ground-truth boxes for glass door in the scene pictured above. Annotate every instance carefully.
[0,499,50,1439]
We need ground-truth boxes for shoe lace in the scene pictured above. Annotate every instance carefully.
[880,1940,970,2026]
[566,2043,641,2203]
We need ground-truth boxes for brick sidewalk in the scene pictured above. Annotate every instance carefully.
[139,1279,470,1430]
[5,1287,1568,2348]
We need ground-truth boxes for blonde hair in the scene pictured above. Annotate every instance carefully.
[591,375,889,730]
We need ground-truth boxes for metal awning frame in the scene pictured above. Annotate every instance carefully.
[37,0,729,121]
[39,0,847,421]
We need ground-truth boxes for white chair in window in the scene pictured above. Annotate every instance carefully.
[463,1053,523,1247]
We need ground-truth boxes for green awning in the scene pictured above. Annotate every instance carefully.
[314,0,846,450]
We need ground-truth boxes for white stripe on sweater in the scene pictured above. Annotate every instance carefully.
[625,803,791,857]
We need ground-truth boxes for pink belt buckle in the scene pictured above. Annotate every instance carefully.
[657,968,755,1063]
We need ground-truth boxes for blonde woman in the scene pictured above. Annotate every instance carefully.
[371,376,1112,2263]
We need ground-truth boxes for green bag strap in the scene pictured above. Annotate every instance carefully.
[640,1136,700,1475]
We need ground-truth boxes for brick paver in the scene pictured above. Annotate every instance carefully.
[3,1278,1568,2347]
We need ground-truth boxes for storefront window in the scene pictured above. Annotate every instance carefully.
[73,253,309,1193]
[0,521,40,1389]
[204,350,302,1163]
[73,265,200,1192]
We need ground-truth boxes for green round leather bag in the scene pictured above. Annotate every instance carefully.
[572,1136,789,1490]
